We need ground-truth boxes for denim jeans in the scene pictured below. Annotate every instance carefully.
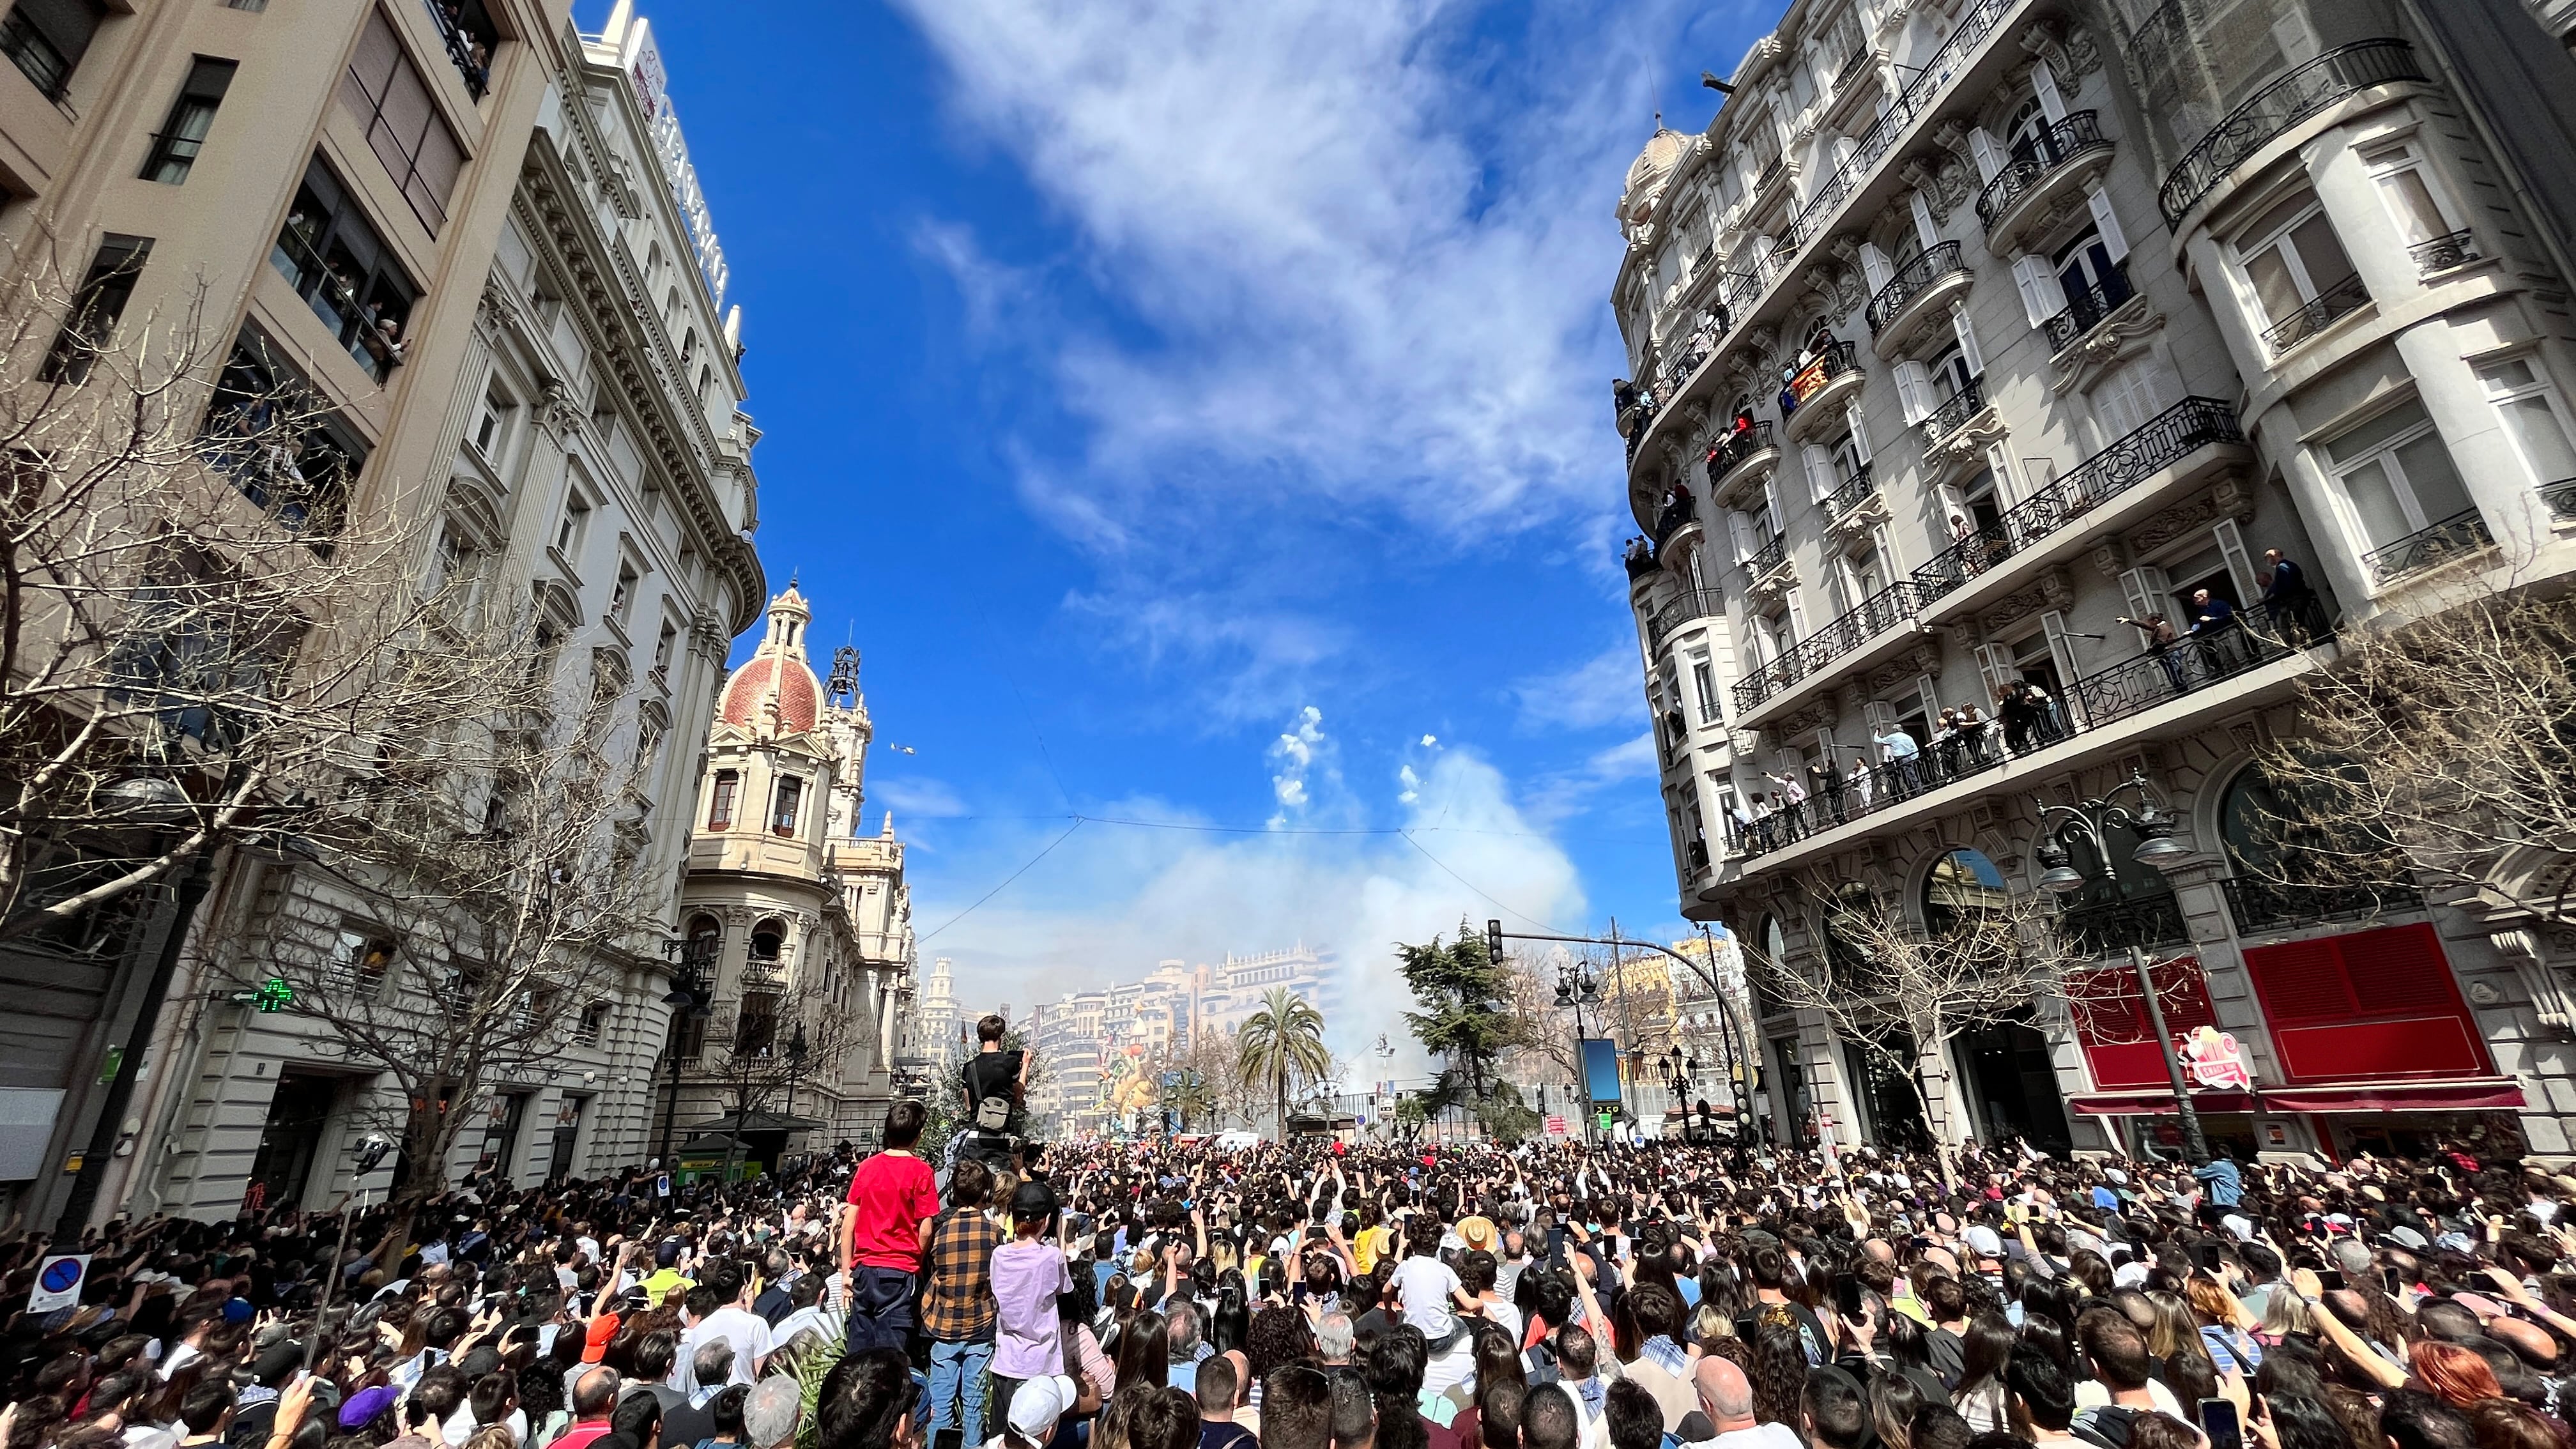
[928,1338,993,1443]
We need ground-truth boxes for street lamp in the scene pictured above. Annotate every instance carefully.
[2034,768,2209,1166]
[656,936,715,1167]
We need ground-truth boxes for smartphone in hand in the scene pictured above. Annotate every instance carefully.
[2200,1399,2244,1449]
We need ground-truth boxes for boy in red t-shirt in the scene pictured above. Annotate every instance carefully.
[839,1098,940,1351]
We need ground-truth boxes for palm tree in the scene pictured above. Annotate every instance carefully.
[1236,986,1331,1141]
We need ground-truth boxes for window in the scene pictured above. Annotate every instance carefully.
[1690,652,1719,724]
[425,522,482,603]
[748,920,785,965]
[706,769,738,830]
[653,620,678,673]
[2052,226,2126,315]
[2323,400,2472,553]
[770,776,803,836]
[554,491,590,557]
[421,0,496,100]
[472,388,512,458]
[2094,356,2168,438]
[338,9,466,233]
[2234,190,2360,350]
[2478,358,2576,489]
[574,1000,610,1046]
[2361,141,2455,248]
[636,711,664,765]
[1922,848,2005,937]
[610,563,638,624]
[325,929,394,995]
[40,234,149,384]
[735,990,779,1058]
[268,156,418,383]
[141,57,235,183]
[0,0,104,102]
[197,334,367,546]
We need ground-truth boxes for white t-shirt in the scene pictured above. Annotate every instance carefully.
[680,1305,776,1388]
[1388,1255,1461,1340]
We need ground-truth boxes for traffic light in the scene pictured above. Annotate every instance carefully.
[1486,919,1505,963]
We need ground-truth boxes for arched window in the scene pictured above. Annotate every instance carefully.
[1751,914,1790,1019]
[1922,848,2006,936]
[2004,95,2049,160]
[2218,765,2288,877]
[749,919,786,968]
[683,914,721,970]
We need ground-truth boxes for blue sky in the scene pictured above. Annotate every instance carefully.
[620,0,1768,1040]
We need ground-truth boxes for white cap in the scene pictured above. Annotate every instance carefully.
[1963,1225,2004,1258]
[1009,1375,1078,1439]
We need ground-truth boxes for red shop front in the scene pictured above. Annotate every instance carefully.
[2064,924,2525,1158]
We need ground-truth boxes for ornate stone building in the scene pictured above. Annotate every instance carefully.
[663,586,915,1163]
[1615,0,2576,1160]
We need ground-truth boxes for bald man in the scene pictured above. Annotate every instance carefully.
[1681,1357,1799,1449]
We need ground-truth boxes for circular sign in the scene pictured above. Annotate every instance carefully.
[40,1257,82,1293]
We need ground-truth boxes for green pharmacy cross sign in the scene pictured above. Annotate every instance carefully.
[251,976,294,1013]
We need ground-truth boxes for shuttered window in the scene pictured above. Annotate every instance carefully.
[339,9,466,234]
[2243,923,2488,1082]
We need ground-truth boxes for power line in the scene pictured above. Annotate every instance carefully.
[1397,830,1563,934]
[918,818,1084,944]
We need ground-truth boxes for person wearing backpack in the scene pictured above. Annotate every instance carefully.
[958,1015,1029,1170]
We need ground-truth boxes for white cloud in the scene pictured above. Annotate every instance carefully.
[1512,640,1646,733]
[1268,705,1331,825]
[1519,730,1659,829]
[930,745,1585,1065]
[894,0,1680,548]
[872,775,972,819]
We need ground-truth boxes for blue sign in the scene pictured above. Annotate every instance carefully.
[1580,1038,1623,1107]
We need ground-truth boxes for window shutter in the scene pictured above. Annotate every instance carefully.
[1910,192,1940,250]
[2088,187,2130,261]
[1762,477,1785,535]
[2118,565,2172,622]
[1974,644,2018,699]
[1863,700,1899,742]
[1815,725,1837,762]
[1803,443,1836,502]
[2213,518,2260,604]
[2032,60,2067,123]
[1968,128,2002,185]
[1785,594,1809,641]
[1728,510,1758,562]
[1952,305,1986,377]
[1845,402,1873,464]
[1860,243,1894,293]
[2041,610,2083,721]
[1916,673,1945,719]
[1824,565,1851,619]
[2012,254,2069,328]
[1985,445,2018,507]
[1895,360,1933,424]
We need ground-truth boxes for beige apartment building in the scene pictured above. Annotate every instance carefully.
[1616,0,2576,1162]
[0,0,780,1227]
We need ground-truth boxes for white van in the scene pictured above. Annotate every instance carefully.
[1213,1129,1262,1151]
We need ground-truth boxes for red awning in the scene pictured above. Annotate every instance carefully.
[2066,1080,2526,1116]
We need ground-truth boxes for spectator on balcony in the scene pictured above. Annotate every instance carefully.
[2258,549,2320,641]
[1624,535,1655,571]
[1848,755,1876,811]
[1931,709,1966,779]
[1954,702,1997,765]
[1873,726,1921,796]
[1997,682,2045,755]
[1810,758,1846,825]
[2187,588,2242,670]
[1766,772,1808,842]
[2119,612,2186,692]
[1731,798,1759,854]
[1776,368,1799,418]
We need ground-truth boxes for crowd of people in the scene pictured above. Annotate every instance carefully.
[6,1073,2572,1449]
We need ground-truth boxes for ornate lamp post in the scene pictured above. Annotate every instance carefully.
[2032,768,2207,1165]
[1551,949,1603,1140]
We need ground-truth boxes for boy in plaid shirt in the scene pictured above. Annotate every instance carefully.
[922,1159,1003,1443]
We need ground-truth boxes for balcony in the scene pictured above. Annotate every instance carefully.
[1730,581,1924,713]
[0,6,71,105]
[1824,462,1876,521]
[1708,418,1778,500]
[2363,507,2493,584]
[1754,154,1789,199]
[1913,396,2244,603]
[2064,623,2297,733]
[2542,477,2576,521]
[2220,877,2422,937]
[1650,493,1700,553]
[424,0,498,101]
[1832,43,1876,96]
[2042,263,2136,353]
[2409,229,2479,275]
[2158,40,2427,227]
[1867,241,1970,355]
[1976,111,2115,253]
[1645,588,1726,652]
[1920,376,1985,443]
[1747,532,1787,580]
[1783,342,1864,441]
[2260,271,2370,354]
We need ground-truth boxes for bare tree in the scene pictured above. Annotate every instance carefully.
[1740,875,2093,1184]
[687,953,871,1179]
[2254,583,2576,923]
[1501,949,1582,1098]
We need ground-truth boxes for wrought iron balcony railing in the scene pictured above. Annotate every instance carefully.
[2261,271,2371,353]
[1975,111,2111,232]
[1747,532,1787,578]
[2159,40,2426,226]
[2065,622,2296,732]
[2363,506,2492,582]
[2220,876,2421,935]
[1779,0,2014,256]
[1731,581,1925,712]
[2541,477,2576,520]
[1867,241,1966,335]
[1786,341,1859,408]
[1921,376,1984,441]
[1824,462,1876,519]
[1913,396,2242,600]
[2057,894,2191,958]
[2409,228,2478,274]
[1645,588,1726,652]
[2042,263,2135,352]
[1834,43,1875,95]
[1708,418,1775,478]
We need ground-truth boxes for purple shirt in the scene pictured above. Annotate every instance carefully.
[990,1238,1073,1379]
